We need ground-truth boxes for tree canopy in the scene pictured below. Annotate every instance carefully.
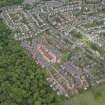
[0,0,24,7]
[0,20,62,105]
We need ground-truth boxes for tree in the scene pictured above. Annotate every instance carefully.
[0,20,61,105]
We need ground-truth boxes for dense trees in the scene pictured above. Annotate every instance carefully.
[0,21,62,105]
[0,0,24,7]
[0,1,63,104]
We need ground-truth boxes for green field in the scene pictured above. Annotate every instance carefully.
[61,83,105,105]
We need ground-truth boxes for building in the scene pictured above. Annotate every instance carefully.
[37,44,57,63]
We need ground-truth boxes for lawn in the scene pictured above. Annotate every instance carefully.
[61,83,105,105]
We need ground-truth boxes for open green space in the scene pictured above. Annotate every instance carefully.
[61,83,105,105]
[61,52,71,63]
[80,36,104,55]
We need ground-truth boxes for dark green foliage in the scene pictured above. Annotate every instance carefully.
[0,0,24,7]
[71,31,83,39]
[0,21,61,105]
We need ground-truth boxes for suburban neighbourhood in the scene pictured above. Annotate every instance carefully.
[1,0,105,97]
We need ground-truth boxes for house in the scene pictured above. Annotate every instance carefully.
[37,44,57,63]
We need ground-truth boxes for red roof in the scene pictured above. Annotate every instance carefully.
[38,46,54,60]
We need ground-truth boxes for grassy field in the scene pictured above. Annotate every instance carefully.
[61,83,105,105]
